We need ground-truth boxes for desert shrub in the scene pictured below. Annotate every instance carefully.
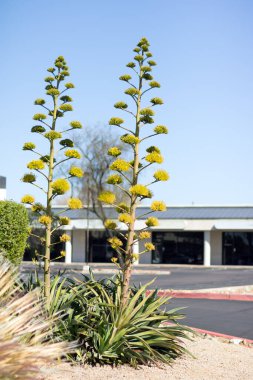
[0,260,72,380]
[33,273,191,366]
[0,201,29,265]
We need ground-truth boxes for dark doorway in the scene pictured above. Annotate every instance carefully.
[88,230,115,262]
[152,231,204,264]
[223,232,253,265]
[23,229,65,262]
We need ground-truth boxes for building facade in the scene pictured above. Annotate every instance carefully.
[25,205,253,266]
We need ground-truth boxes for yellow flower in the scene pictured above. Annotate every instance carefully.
[153,170,169,181]
[109,117,124,125]
[132,253,139,261]
[111,256,118,263]
[118,213,133,224]
[108,147,121,157]
[60,233,71,242]
[51,179,70,195]
[98,191,116,205]
[129,184,149,197]
[150,201,167,212]
[70,121,82,129]
[21,195,35,204]
[22,173,36,183]
[108,237,123,249]
[139,231,151,240]
[145,217,159,227]
[31,203,44,212]
[107,174,122,185]
[120,134,140,145]
[23,142,36,151]
[69,166,84,178]
[116,202,130,213]
[68,198,83,209]
[60,250,66,257]
[27,160,45,170]
[44,131,62,140]
[154,125,168,134]
[65,149,81,159]
[104,219,117,230]
[145,152,163,164]
[39,215,52,226]
[145,242,155,251]
[110,159,131,172]
[59,216,70,225]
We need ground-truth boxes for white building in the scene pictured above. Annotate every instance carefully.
[0,177,6,201]
[25,205,253,266]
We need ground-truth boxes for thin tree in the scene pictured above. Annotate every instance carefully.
[21,56,83,299]
[98,38,169,308]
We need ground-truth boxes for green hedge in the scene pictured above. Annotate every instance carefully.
[0,201,29,265]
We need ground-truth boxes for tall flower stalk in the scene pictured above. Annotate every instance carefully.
[21,56,83,299]
[99,38,169,307]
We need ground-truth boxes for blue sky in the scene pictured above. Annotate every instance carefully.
[1,0,253,205]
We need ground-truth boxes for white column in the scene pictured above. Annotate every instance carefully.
[204,231,211,266]
[65,231,72,264]
[133,239,139,265]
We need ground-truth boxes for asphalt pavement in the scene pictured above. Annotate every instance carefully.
[168,298,253,340]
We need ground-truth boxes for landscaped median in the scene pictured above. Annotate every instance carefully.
[150,285,253,301]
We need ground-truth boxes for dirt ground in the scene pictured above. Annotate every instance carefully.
[41,336,253,380]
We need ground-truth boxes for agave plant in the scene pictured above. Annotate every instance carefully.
[46,273,192,366]
[0,261,71,380]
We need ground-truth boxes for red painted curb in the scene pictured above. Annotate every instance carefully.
[163,322,253,345]
[155,290,253,302]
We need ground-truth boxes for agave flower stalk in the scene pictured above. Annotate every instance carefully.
[21,56,84,299]
[99,38,169,308]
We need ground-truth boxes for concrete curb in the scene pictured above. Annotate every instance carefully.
[155,290,253,302]
[191,326,253,345]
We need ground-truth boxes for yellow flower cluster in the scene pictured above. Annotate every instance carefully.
[150,201,167,212]
[44,131,62,140]
[33,113,47,120]
[104,219,117,230]
[98,191,116,205]
[60,233,71,242]
[153,170,169,181]
[31,203,44,212]
[23,142,36,151]
[39,215,52,226]
[22,173,36,183]
[145,152,163,164]
[70,121,82,129]
[69,166,84,178]
[118,213,133,224]
[21,195,35,204]
[68,198,83,209]
[145,242,155,251]
[145,217,159,227]
[154,125,168,134]
[139,231,151,240]
[108,236,123,249]
[111,257,118,263]
[60,250,66,257]
[109,117,124,125]
[27,160,45,170]
[116,202,130,213]
[107,174,122,185]
[131,253,139,262]
[120,134,140,145]
[129,184,149,197]
[110,159,131,172]
[140,108,155,116]
[108,147,121,157]
[146,146,160,154]
[59,216,70,225]
[52,179,70,195]
[65,149,81,159]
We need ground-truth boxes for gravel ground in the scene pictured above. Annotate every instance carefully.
[41,336,253,380]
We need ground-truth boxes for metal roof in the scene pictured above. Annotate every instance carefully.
[51,206,253,220]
